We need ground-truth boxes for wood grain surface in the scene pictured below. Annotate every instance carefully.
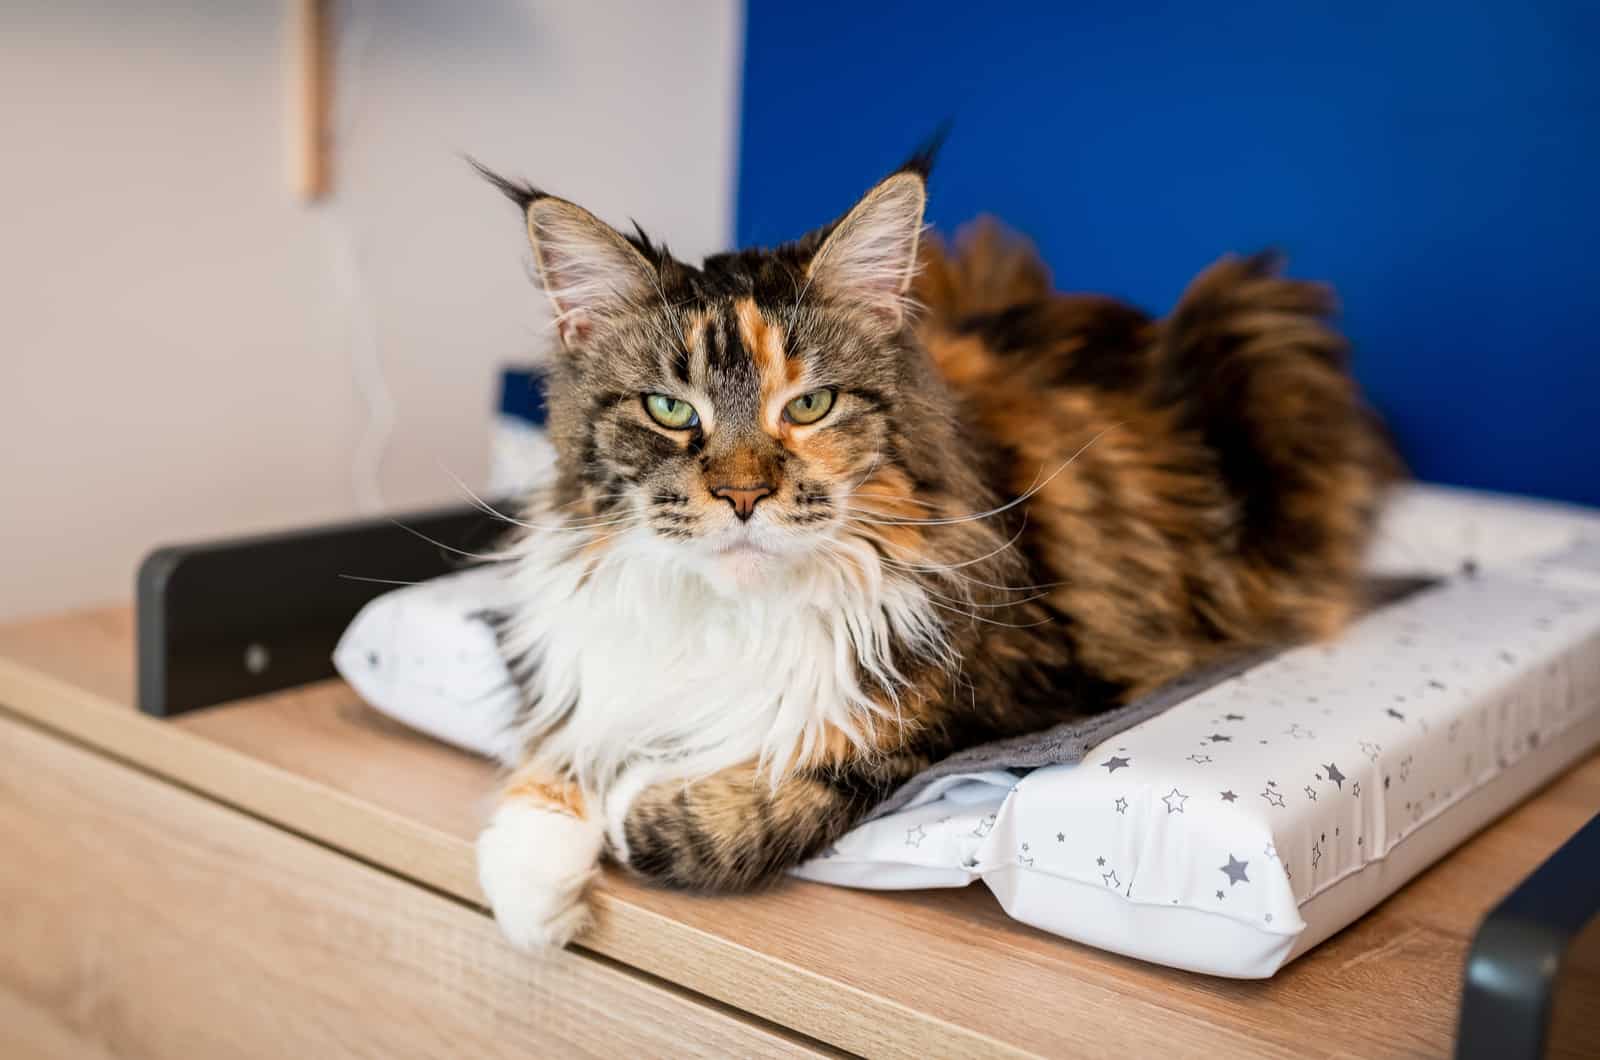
[2,607,1596,1058]
[0,711,822,1059]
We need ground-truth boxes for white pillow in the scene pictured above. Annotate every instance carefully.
[333,485,1600,976]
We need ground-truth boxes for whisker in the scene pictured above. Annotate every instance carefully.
[923,586,1054,610]
[388,519,514,562]
[337,573,427,587]
[847,424,1123,527]
[847,513,1033,574]
[844,493,941,510]
[926,599,1058,629]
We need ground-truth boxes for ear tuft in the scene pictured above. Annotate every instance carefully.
[467,156,544,211]
[895,120,952,181]
[807,172,928,326]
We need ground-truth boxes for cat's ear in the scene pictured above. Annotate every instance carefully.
[806,171,928,326]
[525,197,661,346]
[472,160,657,348]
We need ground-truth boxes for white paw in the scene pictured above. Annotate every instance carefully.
[476,801,604,951]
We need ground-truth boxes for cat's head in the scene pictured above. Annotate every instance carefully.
[481,153,948,583]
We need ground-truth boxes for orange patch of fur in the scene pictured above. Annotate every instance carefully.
[504,775,588,818]
[733,297,796,430]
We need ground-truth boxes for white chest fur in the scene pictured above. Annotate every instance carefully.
[497,526,944,792]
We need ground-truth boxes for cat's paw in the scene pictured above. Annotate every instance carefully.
[476,800,604,952]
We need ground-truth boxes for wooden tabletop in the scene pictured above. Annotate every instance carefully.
[2,607,1596,1059]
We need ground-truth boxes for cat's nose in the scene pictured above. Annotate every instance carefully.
[710,484,774,521]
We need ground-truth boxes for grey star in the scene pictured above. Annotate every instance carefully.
[1312,840,1323,868]
[1056,831,1065,842]
[1161,788,1189,814]
[1304,786,1318,802]
[1096,856,1106,867]
[1220,854,1250,886]
[971,815,995,838]
[1324,762,1346,790]
[1208,733,1233,743]
[905,825,927,848]
[1359,739,1382,761]
[1224,713,1246,721]
[1265,913,1273,923]
[1102,755,1132,773]
[1019,854,1035,867]
[1221,789,1238,802]
[1353,781,1361,797]
[1216,889,1225,900]
[1102,869,1120,887]
[1187,753,1213,764]
[1114,797,1128,814]
[1260,787,1286,808]
[1387,707,1406,721]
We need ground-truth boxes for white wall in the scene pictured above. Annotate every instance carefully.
[0,0,743,621]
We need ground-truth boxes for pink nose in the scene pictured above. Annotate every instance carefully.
[711,484,774,521]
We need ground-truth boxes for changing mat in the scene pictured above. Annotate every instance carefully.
[334,484,1600,977]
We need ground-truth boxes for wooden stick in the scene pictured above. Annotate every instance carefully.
[293,0,333,200]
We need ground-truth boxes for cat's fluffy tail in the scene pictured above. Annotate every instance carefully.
[914,218,1052,325]
[1157,252,1401,635]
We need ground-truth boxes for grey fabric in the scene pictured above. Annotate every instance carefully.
[865,650,1271,820]
[866,574,1441,821]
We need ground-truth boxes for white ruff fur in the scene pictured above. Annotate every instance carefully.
[497,519,946,801]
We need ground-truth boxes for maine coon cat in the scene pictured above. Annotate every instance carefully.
[471,147,1395,950]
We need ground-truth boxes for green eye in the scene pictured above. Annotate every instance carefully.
[644,394,699,429]
[784,388,835,425]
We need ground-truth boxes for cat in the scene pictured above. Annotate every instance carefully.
[470,145,1396,951]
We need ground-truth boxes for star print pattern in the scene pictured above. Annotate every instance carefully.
[780,536,1600,977]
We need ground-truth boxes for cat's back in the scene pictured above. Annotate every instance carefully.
[909,219,1396,701]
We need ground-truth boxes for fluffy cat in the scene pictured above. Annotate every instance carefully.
[471,147,1395,950]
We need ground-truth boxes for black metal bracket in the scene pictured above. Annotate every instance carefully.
[136,503,503,717]
[1456,812,1600,1059]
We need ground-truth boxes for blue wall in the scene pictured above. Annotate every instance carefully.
[737,2,1599,506]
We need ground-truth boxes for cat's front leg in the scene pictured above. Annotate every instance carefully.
[607,755,918,893]
[476,770,604,951]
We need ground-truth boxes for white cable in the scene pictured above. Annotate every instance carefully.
[317,0,392,514]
